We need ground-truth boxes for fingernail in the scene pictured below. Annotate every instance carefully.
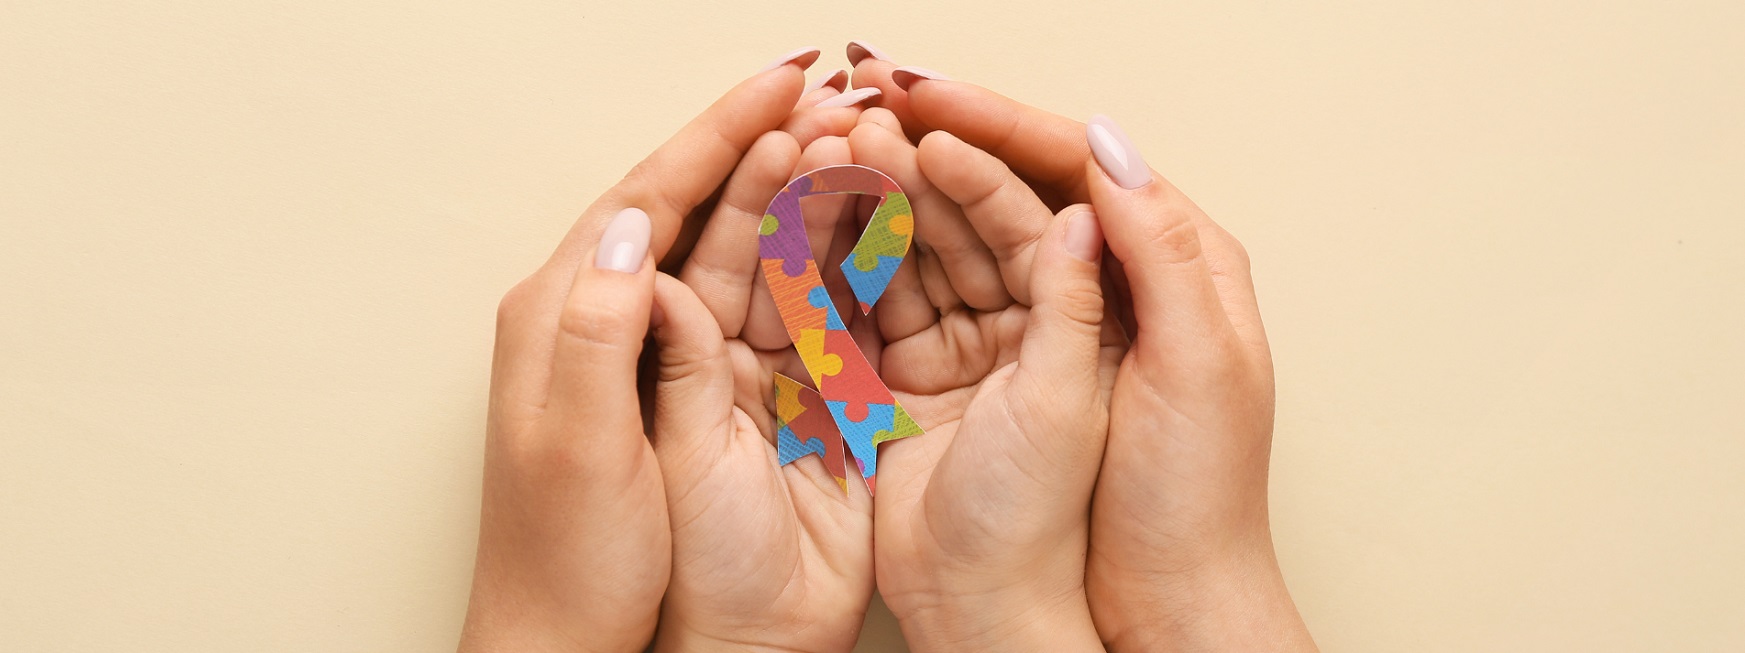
[1065,209,1103,262]
[846,40,891,66]
[815,87,881,108]
[1087,114,1152,189]
[761,46,822,72]
[595,207,651,273]
[805,69,849,93]
[890,66,949,91]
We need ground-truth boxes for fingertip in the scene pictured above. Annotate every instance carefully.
[856,107,902,134]
[593,207,652,274]
[1063,207,1104,263]
[846,40,892,67]
[761,46,823,73]
[748,129,804,175]
[805,68,849,94]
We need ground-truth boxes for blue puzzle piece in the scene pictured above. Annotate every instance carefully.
[807,285,846,330]
[825,400,896,478]
[776,424,828,465]
[840,254,904,313]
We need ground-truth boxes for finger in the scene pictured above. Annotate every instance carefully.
[544,208,656,463]
[781,98,866,149]
[584,48,818,264]
[872,242,937,343]
[741,136,856,351]
[1013,207,1108,397]
[494,50,815,407]
[845,41,928,142]
[848,122,1011,311]
[856,107,903,135]
[902,77,1091,205]
[1084,115,1234,357]
[802,69,850,98]
[649,274,737,457]
[679,130,802,340]
[916,130,1053,305]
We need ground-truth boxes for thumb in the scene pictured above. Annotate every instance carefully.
[648,272,737,456]
[544,207,656,465]
[1014,205,1107,393]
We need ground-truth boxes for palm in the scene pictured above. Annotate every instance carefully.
[654,333,873,651]
[647,130,882,651]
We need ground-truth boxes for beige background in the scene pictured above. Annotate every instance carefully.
[3,1,1742,651]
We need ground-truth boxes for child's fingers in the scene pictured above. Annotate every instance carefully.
[737,136,858,351]
[649,274,737,457]
[1013,206,1108,399]
[848,121,1010,312]
[916,130,1054,305]
[856,106,904,135]
[542,209,656,466]
[679,130,802,341]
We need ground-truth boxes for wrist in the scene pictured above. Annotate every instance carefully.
[889,582,1104,653]
[1088,541,1315,652]
[650,609,864,653]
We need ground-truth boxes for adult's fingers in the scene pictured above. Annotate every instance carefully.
[803,69,849,97]
[739,136,858,350]
[578,47,818,266]
[494,49,816,409]
[542,209,657,466]
[678,130,802,341]
[782,78,871,149]
[902,77,1091,205]
[916,130,1054,305]
[1084,115,1234,359]
[845,40,930,142]
[848,121,1010,312]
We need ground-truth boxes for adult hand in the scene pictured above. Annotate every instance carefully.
[849,110,1124,652]
[459,47,826,653]
[866,64,1317,651]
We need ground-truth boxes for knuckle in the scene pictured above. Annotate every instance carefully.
[496,278,538,326]
[1048,281,1105,325]
[556,298,643,354]
[1203,221,1252,271]
[1145,214,1205,265]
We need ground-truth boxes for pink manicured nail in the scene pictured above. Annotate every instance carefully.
[805,69,850,93]
[595,208,650,273]
[1087,114,1152,189]
[1065,209,1104,262]
[761,46,822,72]
[890,66,949,91]
[815,87,881,108]
[846,40,891,66]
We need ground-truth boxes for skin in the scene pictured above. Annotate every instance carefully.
[461,41,1315,653]
[648,133,880,653]
[851,49,1318,651]
[838,109,1118,652]
[457,53,868,653]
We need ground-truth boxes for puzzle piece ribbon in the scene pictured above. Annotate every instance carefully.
[761,165,924,494]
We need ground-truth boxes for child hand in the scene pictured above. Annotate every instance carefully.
[848,112,1124,651]
[644,132,877,653]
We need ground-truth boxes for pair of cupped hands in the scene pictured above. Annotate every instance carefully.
[458,43,1315,653]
